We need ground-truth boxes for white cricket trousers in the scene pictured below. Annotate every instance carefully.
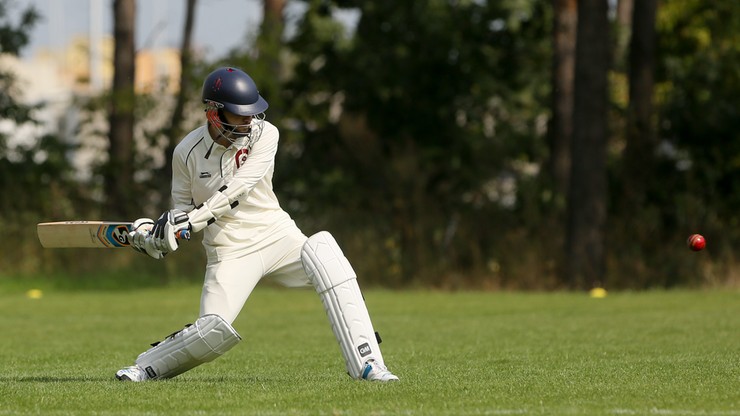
[199,231,311,324]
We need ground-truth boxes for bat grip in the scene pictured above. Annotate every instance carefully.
[176,229,191,240]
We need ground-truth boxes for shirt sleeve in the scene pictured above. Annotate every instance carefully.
[228,123,279,199]
[171,146,195,212]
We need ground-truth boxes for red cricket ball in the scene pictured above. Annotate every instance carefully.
[687,234,706,251]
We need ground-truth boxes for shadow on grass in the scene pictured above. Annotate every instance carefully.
[0,375,275,384]
[0,376,110,383]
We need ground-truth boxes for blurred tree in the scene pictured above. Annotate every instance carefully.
[255,0,286,117]
[566,0,609,289]
[614,0,633,68]
[283,0,552,286]
[0,0,46,218]
[651,0,740,285]
[604,0,664,288]
[0,0,38,137]
[0,0,37,55]
[106,0,136,218]
[0,1,95,273]
[217,0,287,124]
[549,0,577,203]
[621,0,658,209]
[159,0,198,210]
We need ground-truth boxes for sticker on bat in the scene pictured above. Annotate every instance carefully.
[97,224,132,248]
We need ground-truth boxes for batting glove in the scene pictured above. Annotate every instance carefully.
[151,209,192,253]
[129,217,166,259]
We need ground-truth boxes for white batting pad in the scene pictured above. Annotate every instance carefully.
[135,314,241,379]
[301,231,384,378]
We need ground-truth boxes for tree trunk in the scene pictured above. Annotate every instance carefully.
[106,0,136,218]
[614,0,634,67]
[566,0,610,290]
[257,0,286,116]
[622,0,658,207]
[263,0,286,35]
[549,0,577,201]
[160,0,197,210]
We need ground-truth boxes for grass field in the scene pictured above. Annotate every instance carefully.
[0,283,738,415]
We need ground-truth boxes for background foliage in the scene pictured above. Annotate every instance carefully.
[1,0,738,290]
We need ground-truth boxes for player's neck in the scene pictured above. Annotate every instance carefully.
[208,123,233,147]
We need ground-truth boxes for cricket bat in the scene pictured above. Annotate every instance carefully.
[37,221,190,248]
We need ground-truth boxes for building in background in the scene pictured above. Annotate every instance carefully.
[14,35,181,99]
[2,36,182,181]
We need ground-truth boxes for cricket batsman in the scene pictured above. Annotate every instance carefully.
[115,67,399,382]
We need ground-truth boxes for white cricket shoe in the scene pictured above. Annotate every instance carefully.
[361,360,399,382]
[115,365,149,382]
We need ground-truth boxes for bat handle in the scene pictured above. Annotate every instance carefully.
[176,229,191,240]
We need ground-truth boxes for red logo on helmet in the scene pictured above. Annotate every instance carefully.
[235,148,250,168]
[213,77,222,91]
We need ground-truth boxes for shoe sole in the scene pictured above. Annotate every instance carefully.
[370,377,399,382]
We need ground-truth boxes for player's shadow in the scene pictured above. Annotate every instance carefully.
[0,376,110,383]
[0,375,275,383]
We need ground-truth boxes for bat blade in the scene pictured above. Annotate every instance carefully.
[37,221,133,248]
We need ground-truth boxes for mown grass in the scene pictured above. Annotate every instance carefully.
[0,283,738,415]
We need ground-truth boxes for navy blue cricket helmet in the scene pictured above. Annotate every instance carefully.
[201,67,268,116]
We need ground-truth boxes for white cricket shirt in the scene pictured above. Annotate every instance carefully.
[171,120,300,262]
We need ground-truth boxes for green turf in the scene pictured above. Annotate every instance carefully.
[0,285,738,415]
